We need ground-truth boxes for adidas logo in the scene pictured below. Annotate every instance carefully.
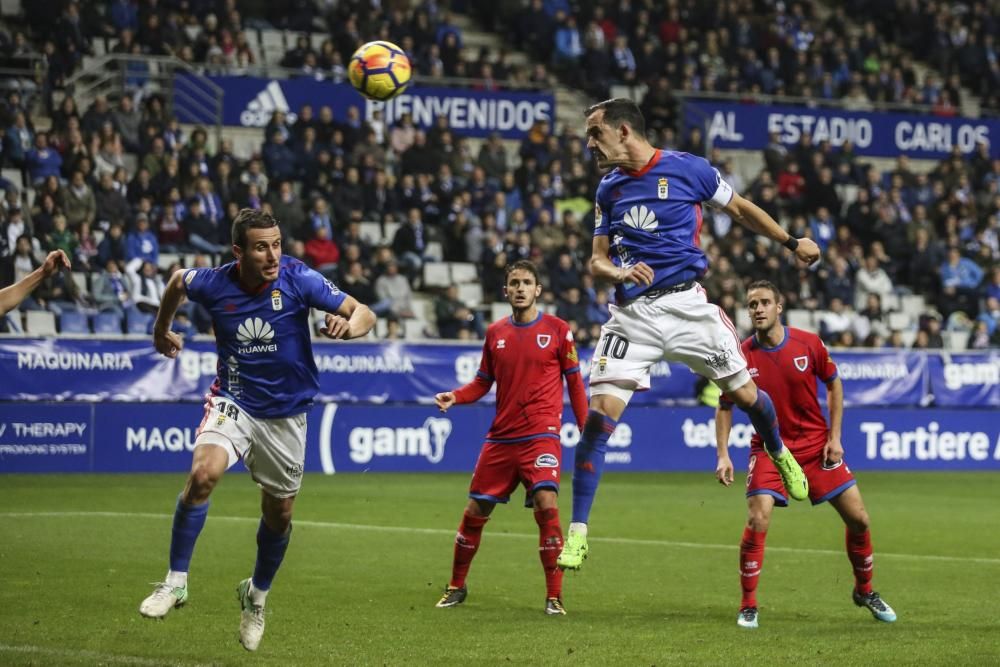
[623,205,658,231]
[240,81,299,127]
[236,317,277,353]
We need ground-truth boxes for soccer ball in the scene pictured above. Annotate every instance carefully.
[348,41,412,101]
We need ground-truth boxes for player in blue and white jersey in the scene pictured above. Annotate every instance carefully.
[558,99,822,570]
[138,209,375,651]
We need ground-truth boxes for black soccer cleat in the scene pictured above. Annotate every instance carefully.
[435,586,467,608]
[545,597,566,616]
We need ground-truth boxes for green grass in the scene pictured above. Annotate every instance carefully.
[1,472,998,666]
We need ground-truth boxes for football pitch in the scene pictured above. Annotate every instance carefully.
[1,472,998,666]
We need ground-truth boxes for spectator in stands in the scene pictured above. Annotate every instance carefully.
[25,132,62,187]
[183,198,226,256]
[126,212,159,265]
[435,285,476,339]
[60,170,96,229]
[374,259,415,319]
[393,208,428,278]
[939,245,984,317]
[45,213,76,259]
[91,257,131,315]
[304,225,340,280]
[127,259,165,315]
[854,254,894,309]
[95,172,129,228]
[97,221,127,268]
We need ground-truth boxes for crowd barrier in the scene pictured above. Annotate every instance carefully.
[1,339,997,474]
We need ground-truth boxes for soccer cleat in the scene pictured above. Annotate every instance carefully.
[557,529,589,570]
[769,448,809,501]
[853,589,897,623]
[237,578,266,651]
[545,597,567,615]
[435,586,467,608]
[737,606,759,628]
[139,582,188,618]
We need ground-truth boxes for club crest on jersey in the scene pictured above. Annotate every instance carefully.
[496,338,506,349]
[271,289,283,311]
[537,334,551,349]
[794,356,809,372]
[657,177,669,200]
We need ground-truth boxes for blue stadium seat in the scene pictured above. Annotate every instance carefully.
[126,309,154,335]
[59,310,89,334]
[93,311,123,334]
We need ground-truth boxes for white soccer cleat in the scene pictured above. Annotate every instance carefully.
[237,578,266,651]
[139,582,188,618]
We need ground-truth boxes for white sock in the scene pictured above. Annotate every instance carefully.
[249,582,269,607]
[568,522,588,537]
[165,570,187,588]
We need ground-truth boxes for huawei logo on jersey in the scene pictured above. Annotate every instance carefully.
[236,317,278,353]
[623,205,658,231]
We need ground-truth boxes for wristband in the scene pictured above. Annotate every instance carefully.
[783,237,799,251]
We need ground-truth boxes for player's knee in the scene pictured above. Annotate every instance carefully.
[747,512,770,533]
[847,510,870,534]
[263,505,293,533]
[185,466,220,501]
[532,489,558,510]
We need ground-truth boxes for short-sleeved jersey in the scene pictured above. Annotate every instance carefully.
[475,312,581,443]
[594,149,733,303]
[723,327,838,454]
[183,255,346,418]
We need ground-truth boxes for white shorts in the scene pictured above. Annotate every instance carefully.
[194,395,307,498]
[590,283,749,399]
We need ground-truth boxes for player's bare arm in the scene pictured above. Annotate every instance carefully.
[714,404,735,486]
[721,192,821,265]
[590,235,654,286]
[824,376,845,465]
[320,294,376,340]
[152,269,188,359]
[0,249,71,315]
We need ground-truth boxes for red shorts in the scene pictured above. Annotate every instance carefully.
[469,437,561,508]
[746,447,856,507]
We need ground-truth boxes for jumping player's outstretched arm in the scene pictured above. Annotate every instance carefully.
[721,193,821,265]
[320,294,376,340]
[153,269,188,358]
[0,249,70,316]
[589,235,654,286]
[714,402,735,486]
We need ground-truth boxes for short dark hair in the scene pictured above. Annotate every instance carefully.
[231,208,279,250]
[585,98,646,137]
[505,259,539,284]
[746,279,782,302]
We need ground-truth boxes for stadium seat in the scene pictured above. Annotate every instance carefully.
[457,283,483,308]
[158,252,181,271]
[786,309,814,330]
[93,311,123,334]
[24,310,57,335]
[402,318,427,340]
[423,262,451,289]
[735,308,752,334]
[358,221,384,245]
[70,271,90,298]
[944,331,969,351]
[901,295,927,318]
[126,309,154,335]
[1,167,23,189]
[423,241,443,262]
[383,221,401,243]
[490,302,509,323]
[4,308,23,333]
[450,262,478,284]
[887,312,912,331]
[59,310,89,334]
[882,293,901,312]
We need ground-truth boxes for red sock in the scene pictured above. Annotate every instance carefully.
[449,512,488,589]
[740,527,767,609]
[534,507,564,599]
[846,528,873,595]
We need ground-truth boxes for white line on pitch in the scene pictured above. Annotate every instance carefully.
[2,511,998,566]
[0,643,212,666]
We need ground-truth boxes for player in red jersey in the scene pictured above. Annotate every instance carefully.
[433,260,588,615]
[715,280,897,629]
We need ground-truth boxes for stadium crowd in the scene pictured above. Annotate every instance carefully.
[0,1,998,350]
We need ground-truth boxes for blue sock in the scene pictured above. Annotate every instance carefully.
[252,519,291,591]
[169,496,210,573]
[742,389,785,457]
[571,410,617,525]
